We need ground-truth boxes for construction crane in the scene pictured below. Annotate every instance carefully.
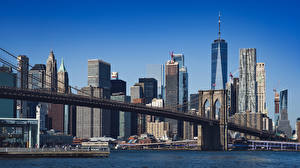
[229,69,239,83]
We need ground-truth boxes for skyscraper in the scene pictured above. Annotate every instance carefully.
[76,59,111,138]
[88,59,111,89]
[211,13,228,90]
[130,84,144,135]
[277,89,292,137]
[28,64,46,89]
[57,58,69,94]
[17,55,29,118]
[46,51,57,92]
[239,48,257,113]
[138,78,157,104]
[226,78,239,116]
[110,72,127,139]
[27,64,46,121]
[256,63,266,114]
[57,58,70,135]
[274,91,280,129]
[146,64,165,99]
[76,86,111,138]
[165,60,179,139]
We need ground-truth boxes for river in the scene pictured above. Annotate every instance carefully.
[1,150,300,168]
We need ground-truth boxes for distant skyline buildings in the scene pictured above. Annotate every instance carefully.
[88,59,111,89]
[277,89,292,137]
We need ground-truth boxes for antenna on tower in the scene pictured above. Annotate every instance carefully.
[218,12,221,40]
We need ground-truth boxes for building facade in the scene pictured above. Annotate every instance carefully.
[76,87,111,138]
[17,55,29,118]
[256,63,266,114]
[138,78,157,104]
[239,48,257,113]
[88,59,111,89]
[165,60,179,139]
[277,89,292,137]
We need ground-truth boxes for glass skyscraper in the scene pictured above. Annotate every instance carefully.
[211,14,228,90]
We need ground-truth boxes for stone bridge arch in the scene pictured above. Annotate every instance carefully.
[197,89,228,150]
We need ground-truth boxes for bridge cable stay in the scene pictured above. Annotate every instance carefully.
[0,48,93,97]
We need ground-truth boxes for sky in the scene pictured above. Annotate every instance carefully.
[0,0,299,128]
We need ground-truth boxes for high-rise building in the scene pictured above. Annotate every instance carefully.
[130,84,145,135]
[111,72,126,95]
[0,66,16,118]
[46,51,57,92]
[57,58,70,135]
[239,48,257,113]
[111,94,131,140]
[76,86,111,138]
[277,89,292,137]
[88,59,111,89]
[211,13,228,90]
[226,78,239,116]
[110,73,127,139]
[27,64,46,121]
[256,63,266,114]
[138,78,157,104]
[165,60,179,139]
[76,59,111,138]
[29,64,46,89]
[146,64,165,99]
[57,58,69,94]
[17,55,29,118]
[274,91,280,129]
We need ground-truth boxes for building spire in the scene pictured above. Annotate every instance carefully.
[58,57,67,72]
[218,12,221,40]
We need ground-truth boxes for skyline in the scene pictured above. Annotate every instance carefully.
[0,0,300,128]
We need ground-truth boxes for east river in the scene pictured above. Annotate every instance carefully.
[1,150,300,168]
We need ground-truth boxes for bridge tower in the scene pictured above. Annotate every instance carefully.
[197,89,228,150]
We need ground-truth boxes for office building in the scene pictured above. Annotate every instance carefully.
[226,78,239,116]
[146,64,165,99]
[211,13,228,90]
[138,78,157,104]
[46,50,57,92]
[274,91,280,130]
[165,60,179,139]
[277,89,292,137]
[110,73,127,139]
[130,83,145,135]
[0,66,16,118]
[17,55,29,118]
[29,64,46,89]
[88,59,111,89]
[239,48,257,113]
[111,72,126,95]
[76,86,111,138]
[111,94,131,140]
[256,63,266,114]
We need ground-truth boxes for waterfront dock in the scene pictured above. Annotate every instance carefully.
[0,148,109,158]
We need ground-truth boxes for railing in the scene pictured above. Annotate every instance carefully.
[0,147,110,153]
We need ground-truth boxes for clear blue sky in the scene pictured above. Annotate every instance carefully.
[0,0,299,128]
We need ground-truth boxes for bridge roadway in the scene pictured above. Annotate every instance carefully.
[0,86,279,139]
